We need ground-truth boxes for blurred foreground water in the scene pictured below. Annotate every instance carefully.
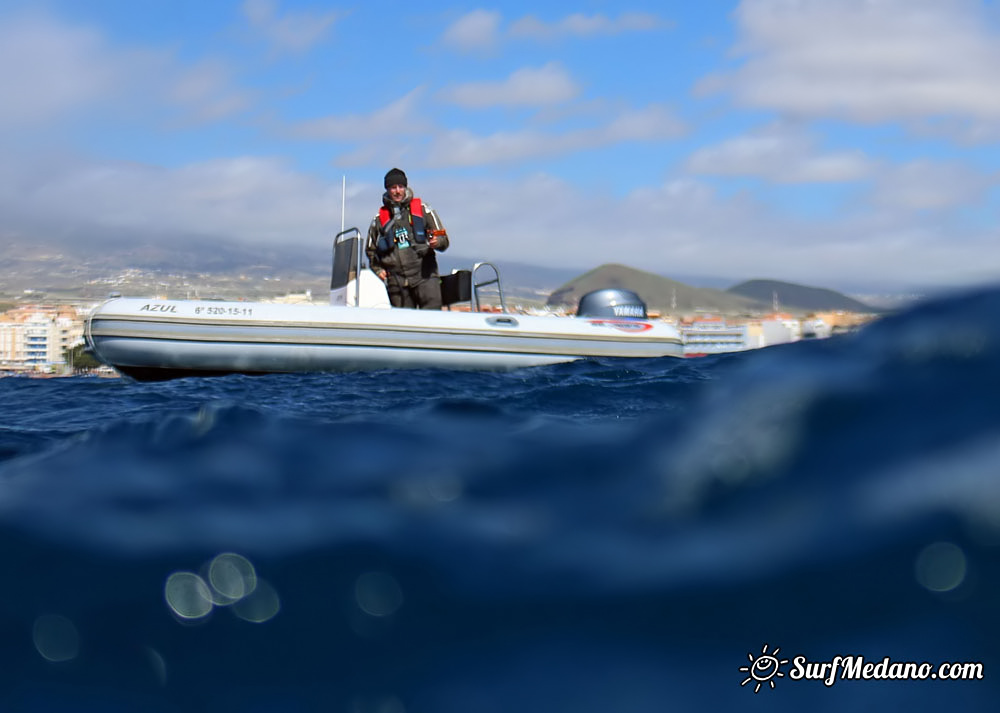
[2,285,1000,711]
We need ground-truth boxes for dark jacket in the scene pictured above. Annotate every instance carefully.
[366,187,448,281]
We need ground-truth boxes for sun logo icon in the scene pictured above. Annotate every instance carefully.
[739,643,789,693]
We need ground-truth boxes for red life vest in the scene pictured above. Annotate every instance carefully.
[378,198,426,249]
[379,197,424,223]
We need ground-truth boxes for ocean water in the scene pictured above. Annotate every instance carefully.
[2,286,1000,712]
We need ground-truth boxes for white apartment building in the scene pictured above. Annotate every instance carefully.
[0,306,86,372]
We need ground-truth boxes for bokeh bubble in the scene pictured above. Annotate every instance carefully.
[355,571,403,618]
[164,571,214,620]
[208,552,257,604]
[232,578,281,623]
[33,614,80,663]
[915,541,967,593]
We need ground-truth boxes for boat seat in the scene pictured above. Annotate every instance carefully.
[441,270,472,307]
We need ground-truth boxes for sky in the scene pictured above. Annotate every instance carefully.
[2,0,1000,292]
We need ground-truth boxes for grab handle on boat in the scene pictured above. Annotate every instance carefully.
[472,262,508,314]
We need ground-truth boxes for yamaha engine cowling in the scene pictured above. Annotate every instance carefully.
[576,288,648,319]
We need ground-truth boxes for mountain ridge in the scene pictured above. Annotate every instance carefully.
[727,278,880,314]
[547,263,880,315]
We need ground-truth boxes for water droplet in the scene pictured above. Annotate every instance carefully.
[208,552,257,604]
[355,572,403,618]
[915,541,967,593]
[232,578,281,623]
[164,571,214,620]
[33,614,79,662]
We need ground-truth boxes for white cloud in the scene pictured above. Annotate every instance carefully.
[440,63,580,109]
[603,105,687,142]
[293,92,683,170]
[424,129,559,167]
[441,10,671,53]
[422,103,685,167]
[687,125,875,183]
[0,13,143,129]
[426,172,1000,290]
[290,88,431,141]
[510,12,671,39]
[611,177,1000,289]
[0,153,341,245]
[0,11,253,131]
[168,60,255,123]
[441,9,502,52]
[242,0,340,53]
[701,0,1000,127]
[868,160,998,212]
[685,126,1000,215]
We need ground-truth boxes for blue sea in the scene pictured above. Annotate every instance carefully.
[2,286,1000,712]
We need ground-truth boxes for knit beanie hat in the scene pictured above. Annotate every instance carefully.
[384,168,407,189]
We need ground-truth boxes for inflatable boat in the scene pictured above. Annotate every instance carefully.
[85,230,684,380]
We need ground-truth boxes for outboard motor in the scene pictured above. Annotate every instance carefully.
[576,288,647,319]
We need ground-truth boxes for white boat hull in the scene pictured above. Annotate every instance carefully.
[86,298,684,380]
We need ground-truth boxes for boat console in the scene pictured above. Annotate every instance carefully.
[329,227,508,313]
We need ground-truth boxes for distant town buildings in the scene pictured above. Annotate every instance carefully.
[0,305,86,374]
[674,310,873,356]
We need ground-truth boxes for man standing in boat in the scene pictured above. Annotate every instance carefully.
[366,168,449,309]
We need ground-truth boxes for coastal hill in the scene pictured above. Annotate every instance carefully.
[546,263,760,314]
[547,263,877,315]
[727,279,880,314]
